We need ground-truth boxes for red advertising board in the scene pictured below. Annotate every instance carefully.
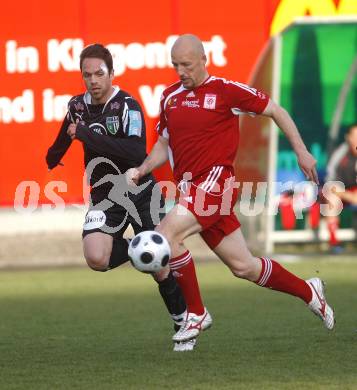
[0,0,353,206]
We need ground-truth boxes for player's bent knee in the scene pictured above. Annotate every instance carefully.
[85,253,109,272]
[229,262,255,280]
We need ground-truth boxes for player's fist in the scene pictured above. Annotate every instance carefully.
[67,123,77,140]
[67,119,81,140]
[126,168,141,186]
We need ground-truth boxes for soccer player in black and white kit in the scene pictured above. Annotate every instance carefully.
[46,44,193,352]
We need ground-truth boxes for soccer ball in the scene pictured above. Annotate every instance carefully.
[128,231,171,273]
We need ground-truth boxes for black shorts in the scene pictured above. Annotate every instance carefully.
[82,177,165,240]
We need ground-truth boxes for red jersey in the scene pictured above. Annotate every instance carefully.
[157,76,269,182]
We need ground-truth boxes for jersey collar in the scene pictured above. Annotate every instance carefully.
[182,75,212,90]
[83,85,120,113]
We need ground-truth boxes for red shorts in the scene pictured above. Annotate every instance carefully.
[178,166,241,249]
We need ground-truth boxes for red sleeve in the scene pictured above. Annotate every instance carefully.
[157,92,168,138]
[222,80,269,114]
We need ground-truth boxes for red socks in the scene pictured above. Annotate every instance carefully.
[327,219,340,246]
[169,251,205,315]
[256,258,312,303]
[279,194,296,230]
[170,252,313,311]
[309,201,320,229]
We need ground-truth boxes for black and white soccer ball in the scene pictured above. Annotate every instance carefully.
[128,231,171,273]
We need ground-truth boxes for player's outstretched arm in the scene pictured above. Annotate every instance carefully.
[141,135,169,174]
[46,114,73,170]
[262,99,319,184]
[126,136,169,185]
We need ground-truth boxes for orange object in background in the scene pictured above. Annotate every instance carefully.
[0,0,280,206]
[3,0,353,207]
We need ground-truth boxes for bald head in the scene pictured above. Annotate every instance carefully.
[172,34,206,57]
[171,34,209,89]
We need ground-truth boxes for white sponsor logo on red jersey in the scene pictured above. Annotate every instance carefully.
[203,94,217,109]
[182,99,200,108]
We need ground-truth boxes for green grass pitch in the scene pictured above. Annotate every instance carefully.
[0,258,356,389]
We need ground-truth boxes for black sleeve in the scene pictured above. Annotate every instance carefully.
[75,98,146,163]
[46,112,73,169]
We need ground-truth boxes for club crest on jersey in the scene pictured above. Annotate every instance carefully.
[203,94,216,109]
[106,116,120,135]
[167,97,177,108]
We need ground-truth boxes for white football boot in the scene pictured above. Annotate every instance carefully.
[172,311,197,352]
[172,308,213,342]
[306,278,335,330]
[173,338,197,352]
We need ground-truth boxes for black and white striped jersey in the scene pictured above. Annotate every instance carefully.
[46,86,149,188]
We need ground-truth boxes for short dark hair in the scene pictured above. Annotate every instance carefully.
[80,44,113,74]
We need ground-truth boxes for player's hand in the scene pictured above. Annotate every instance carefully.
[67,119,79,140]
[126,168,141,186]
[67,123,77,140]
[297,150,319,185]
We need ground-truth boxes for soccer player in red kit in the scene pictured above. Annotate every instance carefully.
[127,34,335,343]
